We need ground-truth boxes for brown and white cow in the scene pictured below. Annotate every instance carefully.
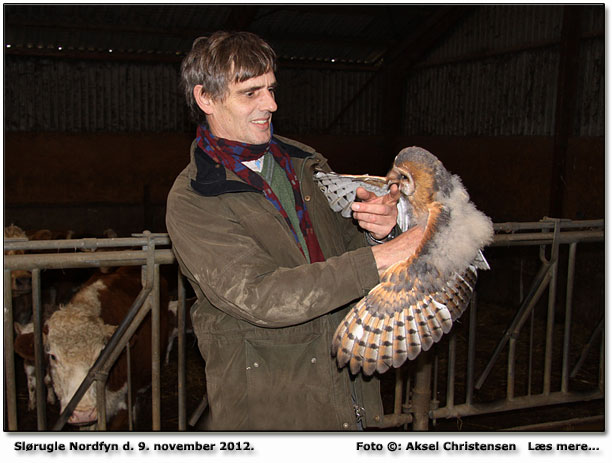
[7,225,91,410]
[16,266,169,429]
[14,321,57,410]
[4,225,81,325]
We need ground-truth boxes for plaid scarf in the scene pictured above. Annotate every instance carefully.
[196,125,325,263]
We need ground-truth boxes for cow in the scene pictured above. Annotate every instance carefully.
[13,321,57,410]
[6,225,91,411]
[4,225,81,325]
[14,266,169,429]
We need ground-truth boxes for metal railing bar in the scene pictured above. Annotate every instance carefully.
[96,372,108,431]
[561,242,577,393]
[466,296,477,405]
[493,219,603,232]
[4,249,175,270]
[543,221,561,395]
[507,337,516,400]
[431,354,440,415]
[3,235,171,252]
[502,414,605,431]
[141,235,161,429]
[127,341,133,431]
[151,264,162,431]
[177,272,187,431]
[4,269,18,431]
[446,335,456,409]
[411,354,433,430]
[492,229,603,246]
[380,412,413,427]
[430,390,604,420]
[527,297,535,396]
[475,262,552,390]
[31,269,47,430]
[403,374,411,415]
[570,315,604,378]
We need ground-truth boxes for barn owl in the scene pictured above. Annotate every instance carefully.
[314,146,494,376]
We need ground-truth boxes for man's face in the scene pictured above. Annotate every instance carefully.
[203,71,278,145]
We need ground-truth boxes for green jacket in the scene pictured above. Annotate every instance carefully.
[166,134,384,430]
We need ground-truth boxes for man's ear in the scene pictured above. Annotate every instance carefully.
[194,85,214,115]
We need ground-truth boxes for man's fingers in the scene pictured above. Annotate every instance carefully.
[355,186,375,201]
[352,203,392,216]
[386,184,401,203]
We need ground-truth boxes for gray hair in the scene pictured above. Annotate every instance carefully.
[180,31,277,124]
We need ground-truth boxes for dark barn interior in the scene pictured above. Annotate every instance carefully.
[3,4,604,432]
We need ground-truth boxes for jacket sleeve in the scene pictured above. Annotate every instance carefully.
[166,186,380,329]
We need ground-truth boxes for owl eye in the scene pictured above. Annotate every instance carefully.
[401,173,413,184]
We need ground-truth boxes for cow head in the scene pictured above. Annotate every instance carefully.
[44,307,118,425]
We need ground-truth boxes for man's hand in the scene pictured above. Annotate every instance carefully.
[351,184,400,240]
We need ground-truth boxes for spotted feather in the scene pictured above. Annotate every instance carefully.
[322,146,494,375]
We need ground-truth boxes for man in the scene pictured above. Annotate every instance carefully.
[166,31,423,430]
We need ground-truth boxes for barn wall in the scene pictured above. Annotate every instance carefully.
[3,132,193,235]
[3,58,380,135]
[403,5,604,137]
[3,5,603,236]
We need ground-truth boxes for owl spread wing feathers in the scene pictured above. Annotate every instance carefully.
[314,172,413,232]
[314,147,494,376]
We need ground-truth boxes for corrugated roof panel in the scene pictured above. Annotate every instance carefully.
[404,48,559,136]
[4,57,190,132]
[423,5,563,65]
[574,38,604,137]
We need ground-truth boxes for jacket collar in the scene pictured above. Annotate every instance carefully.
[190,136,314,197]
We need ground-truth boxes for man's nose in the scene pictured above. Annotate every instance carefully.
[261,90,277,113]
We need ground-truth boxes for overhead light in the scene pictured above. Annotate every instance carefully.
[6,44,11,48]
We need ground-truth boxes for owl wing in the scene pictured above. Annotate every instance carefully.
[314,171,389,218]
[314,171,413,231]
[331,202,477,376]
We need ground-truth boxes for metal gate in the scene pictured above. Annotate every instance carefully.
[3,219,604,431]
[386,218,604,430]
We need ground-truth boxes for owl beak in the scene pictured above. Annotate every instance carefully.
[387,167,415,197]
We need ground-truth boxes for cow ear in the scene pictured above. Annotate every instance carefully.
[103,324,118,342]
[14,332,35,361]
[14,322,29,335]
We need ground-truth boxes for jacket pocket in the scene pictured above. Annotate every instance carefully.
[244,335,338,430]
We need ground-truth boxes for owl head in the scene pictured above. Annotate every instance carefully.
[387,146,453,200]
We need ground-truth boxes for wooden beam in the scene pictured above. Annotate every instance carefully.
[550,6,583,218]
[325,6,475,134]
[4,18,205,41]
[3,46,184,64]
[384,5,476,71]
[3,46,383,71]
